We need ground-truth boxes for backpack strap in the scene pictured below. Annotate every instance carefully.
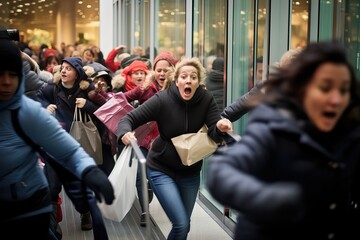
[11,108,40,152]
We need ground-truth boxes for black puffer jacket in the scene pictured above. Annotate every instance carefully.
[118,83,225,178]
[207,103,360,240]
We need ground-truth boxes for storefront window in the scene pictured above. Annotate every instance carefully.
[193,0,226,111]
[338,0,360,78]
[291,0,309,48]
[155,0,185,59]
[0,0,100,49]
[196,0,227,218]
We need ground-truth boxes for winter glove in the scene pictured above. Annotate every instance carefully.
[82,166,115,204]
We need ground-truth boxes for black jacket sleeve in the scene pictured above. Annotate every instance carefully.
[221,80,264,122]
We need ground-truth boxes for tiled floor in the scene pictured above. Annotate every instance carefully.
[59,189,233,240]
[149,196,234,240]
[59,190,164,240]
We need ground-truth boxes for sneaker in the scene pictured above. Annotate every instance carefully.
[140,212,147,227]
[80,212,93,231]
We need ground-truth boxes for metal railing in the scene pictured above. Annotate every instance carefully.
[130,138,151,239]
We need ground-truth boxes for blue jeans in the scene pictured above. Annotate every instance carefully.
[147,168,200,240]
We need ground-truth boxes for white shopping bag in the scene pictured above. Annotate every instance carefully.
[98,145,138,222]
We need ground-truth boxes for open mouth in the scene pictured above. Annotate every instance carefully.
[184,87,192,95]
[323,111,336,118]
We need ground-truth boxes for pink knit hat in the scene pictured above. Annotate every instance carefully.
[153,51,178,70]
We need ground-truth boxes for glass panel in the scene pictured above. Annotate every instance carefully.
[133,0,140,47]
[140,1,150,58]
[290,0,309,48]
[194,0,226,112]
[227,0,268,222]
[124,0,132,52]
[155,0,186,59]
[252,0,268,87]
[318,0,334,40]
[192,0,203,58]
[196,0,227,216]
[339,0,360,78]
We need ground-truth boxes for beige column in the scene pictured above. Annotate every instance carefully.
[56,0,76,50]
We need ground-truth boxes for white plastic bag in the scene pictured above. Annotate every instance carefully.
[98,145,138,222]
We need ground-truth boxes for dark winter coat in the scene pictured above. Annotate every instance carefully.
[221,79,264,121]
[118,83,225,178]
[36,79,116,176]
[36,80,99,132]
[205,57,225,111]
[207,103,360,240]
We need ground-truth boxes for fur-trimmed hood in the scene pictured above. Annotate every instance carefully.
[52,64,95,90]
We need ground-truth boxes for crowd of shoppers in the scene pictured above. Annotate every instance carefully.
[4,22,360,240]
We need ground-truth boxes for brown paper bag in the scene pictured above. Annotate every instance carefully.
[171,125,218,166]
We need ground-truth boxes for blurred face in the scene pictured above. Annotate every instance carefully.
[46,58,58,70]
[154,60,171,87]
[94,76,109,91]
[60,62,77,85]
[256,62,263,81]
[175,65,199,101]
[131,70,146,86]
[0,71,19,101]
[303,63,351,132]
[82,50,94,62]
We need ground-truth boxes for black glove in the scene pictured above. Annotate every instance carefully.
[82,166,115,204]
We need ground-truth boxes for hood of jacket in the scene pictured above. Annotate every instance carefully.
[0,31,24,111]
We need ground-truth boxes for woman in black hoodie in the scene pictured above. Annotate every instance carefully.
[118,57,233,240]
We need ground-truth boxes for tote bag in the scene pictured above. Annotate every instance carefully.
[69,106,103,164]
[98,145,138,222]
[94,92,133,136]
[94,92,155,143]
[171,125,218,166]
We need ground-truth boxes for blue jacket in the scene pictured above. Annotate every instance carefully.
[207,103,360,240]
[0,75,96,222]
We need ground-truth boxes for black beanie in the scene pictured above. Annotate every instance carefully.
[0,30,22,80]
[121,54,141,68]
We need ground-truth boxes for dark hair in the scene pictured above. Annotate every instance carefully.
[264,41,358,110]
[45,55,59,67]
[82,48,95,58]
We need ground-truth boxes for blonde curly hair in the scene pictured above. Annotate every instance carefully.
[163,57,206,90]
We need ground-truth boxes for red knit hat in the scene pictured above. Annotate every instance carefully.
[153,51,178,70]
[121,60,148,91]
[44,48,57,59]
[122,60,148,76]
